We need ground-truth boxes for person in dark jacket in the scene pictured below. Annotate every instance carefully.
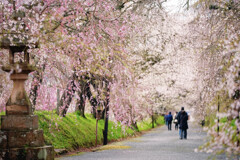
[177,107,188,139]
[167,112,173,130]
[179,109,188,139]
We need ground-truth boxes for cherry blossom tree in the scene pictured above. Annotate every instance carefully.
[0,0,166,128]
[189,0,240,156]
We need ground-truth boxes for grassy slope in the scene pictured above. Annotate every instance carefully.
[0,111,164,151]
[36,111,164,150]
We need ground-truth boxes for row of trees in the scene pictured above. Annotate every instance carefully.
[0,0,205,128]
[0,0,172,128]
[189,0,240,155]
[0,0,238,156]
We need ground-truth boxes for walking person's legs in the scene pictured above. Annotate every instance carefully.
[184,129,187,139]
[181,129,187,139]
[169,122,172,130]
[179,129,182,139]
[180,129,184,139]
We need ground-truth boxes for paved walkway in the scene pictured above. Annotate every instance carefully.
[59,122,225,160]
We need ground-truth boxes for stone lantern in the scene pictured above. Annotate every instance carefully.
[0,14,54,160]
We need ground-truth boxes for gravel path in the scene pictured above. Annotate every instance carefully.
[58,122,226,160]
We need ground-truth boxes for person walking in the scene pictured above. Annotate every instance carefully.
[164,113,168,126]
[177,107,188,139]
[167,112,173,131]
[173,112,178,130]
[179,108,188,139]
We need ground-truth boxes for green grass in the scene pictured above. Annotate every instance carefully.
[0,110,163,151]
[137,116,164,131]
[0,112,5,128]
[35,111,164,150]
[219,117,236,128]
[36,111,102,150]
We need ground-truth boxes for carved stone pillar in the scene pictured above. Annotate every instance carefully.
[0,45,54,160]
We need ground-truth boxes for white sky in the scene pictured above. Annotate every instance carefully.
[163,0,197,22]
[163,0,186,14]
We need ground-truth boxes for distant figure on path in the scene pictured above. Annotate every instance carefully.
[177,107,188,139]
[179,108,188,139]
[167,112,173,131]
[201,119,205,127]
[164,114,168,126]
[173,112,178,130]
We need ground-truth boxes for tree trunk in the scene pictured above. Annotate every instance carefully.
[103,104,109,145]
[56,89,60,115]
[152,114,154,128]
[85,82,98,118]
[75,76,93,118]
[103,81,110,145]
[29,64,45,111]
[59,71,78,117]
[76,91,86,118]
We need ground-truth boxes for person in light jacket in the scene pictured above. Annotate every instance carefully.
[173,112,178,130]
